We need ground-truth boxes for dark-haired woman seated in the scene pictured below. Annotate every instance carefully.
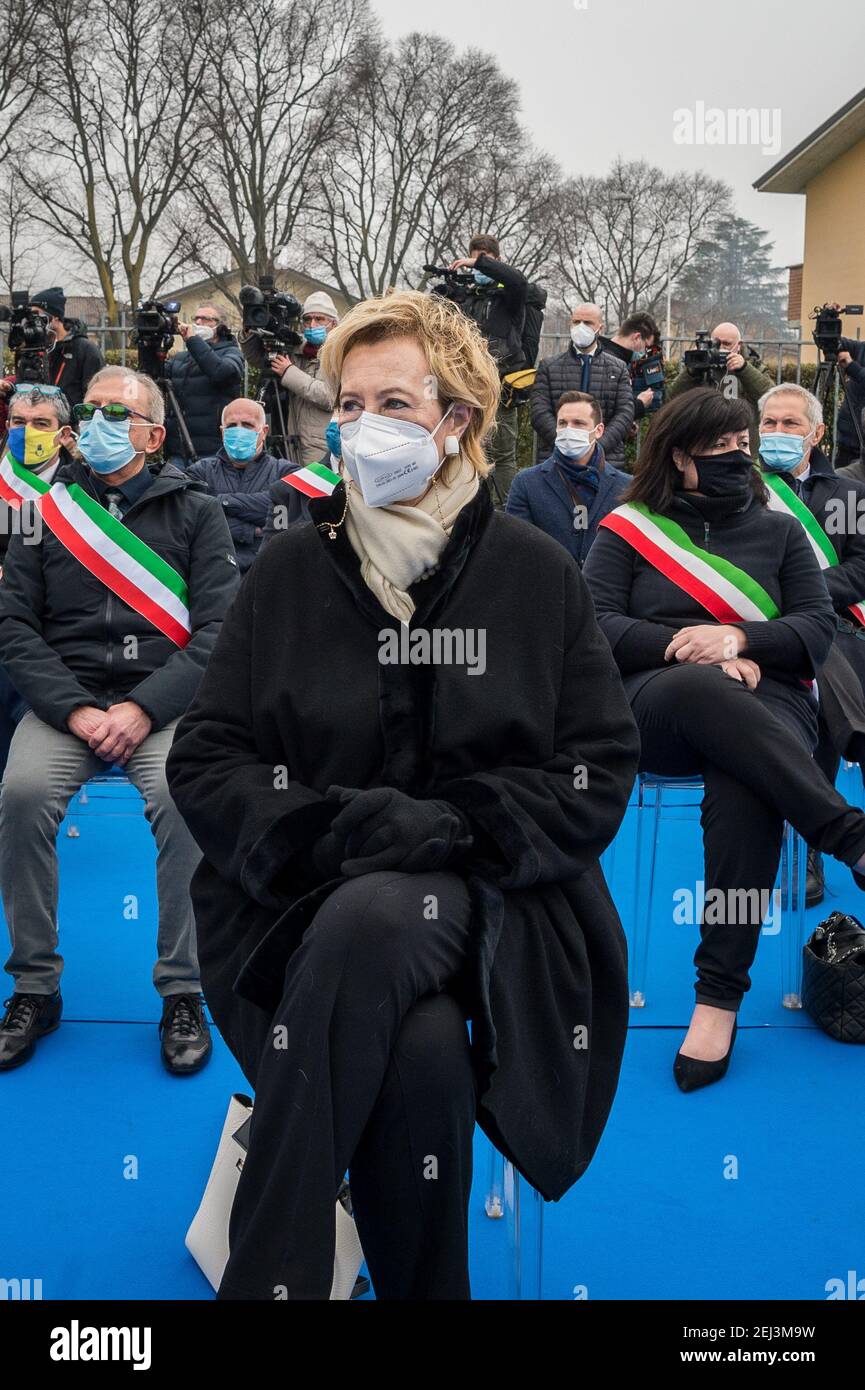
[583,387,865,1091]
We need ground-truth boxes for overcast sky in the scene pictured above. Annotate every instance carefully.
[372,0,865,270]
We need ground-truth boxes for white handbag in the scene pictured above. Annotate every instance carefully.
[185,1093,366,1299]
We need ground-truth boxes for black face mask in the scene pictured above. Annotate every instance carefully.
[690,449,754,498]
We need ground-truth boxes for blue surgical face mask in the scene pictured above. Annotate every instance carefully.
[303,326,327,346]
[759,430,811,473]
[325,419,342,459]
[77,413,137,474]
[223,425,260,461]
[473,270,495,286]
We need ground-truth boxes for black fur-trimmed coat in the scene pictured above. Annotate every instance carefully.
[166,482,640,1201]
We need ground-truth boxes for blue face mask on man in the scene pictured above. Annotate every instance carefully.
[223,425,260,461]
[759,430,812,473]
[325,419,342,459]
[77,413,137,474]
[473,270,495,287]
[303,326,327,346]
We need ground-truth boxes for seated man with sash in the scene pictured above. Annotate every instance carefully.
[0,367,241,1073]
[758,382,865,906]
[584,388,865,1094]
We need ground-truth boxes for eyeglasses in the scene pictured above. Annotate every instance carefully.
[73,402,152,424]
[12,383,65,397]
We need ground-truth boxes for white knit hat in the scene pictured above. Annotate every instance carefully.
[302,290,339,321]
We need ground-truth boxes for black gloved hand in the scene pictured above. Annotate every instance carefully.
[323,784,471,878]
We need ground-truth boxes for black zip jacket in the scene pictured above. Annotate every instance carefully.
[770,446,865,616]
[0,457,240,731]
[46,323,105,408]
[582,489,836,698]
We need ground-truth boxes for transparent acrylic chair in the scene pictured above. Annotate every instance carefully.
[483,1142,544,1299]
[609,773,808,1011]
[65,767,136,838]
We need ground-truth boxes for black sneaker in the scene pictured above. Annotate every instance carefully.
[159,993,212,1075]
[0,991,63,1070]
[806,848,825,907]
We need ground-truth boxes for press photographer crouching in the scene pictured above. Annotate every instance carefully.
[187,398,290,572]
[239,288,338,465]
[29,287,105,408]
[162,304,244,466]
[0,366,240,1073]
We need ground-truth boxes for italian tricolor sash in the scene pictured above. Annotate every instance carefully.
[600,502,780,623]
[0,451,191,648]
[281,460,341,499]
[762,470,865,628]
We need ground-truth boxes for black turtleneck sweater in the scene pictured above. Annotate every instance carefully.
[582,486,836,694]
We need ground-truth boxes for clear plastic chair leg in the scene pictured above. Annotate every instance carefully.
[780,824,806,1009]
[485,1144,504,1218]
[504,1161,543,1300]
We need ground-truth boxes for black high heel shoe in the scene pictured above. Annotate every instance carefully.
[673,1020,738,1093]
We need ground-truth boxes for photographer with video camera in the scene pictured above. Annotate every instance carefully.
[29,287,104,409]
[429,234,528,505]
[669,321,772,451]
[240,290,338,466]
[818,302,865,472]
[162,304,244,466]
[599,312,666,422]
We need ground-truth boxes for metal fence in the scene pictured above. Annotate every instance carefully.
[537,333,809,379]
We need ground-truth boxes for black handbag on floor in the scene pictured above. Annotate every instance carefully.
[802,911,865,1042]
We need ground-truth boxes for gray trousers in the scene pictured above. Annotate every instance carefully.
[0,712,201,998]
[485,401,519,506]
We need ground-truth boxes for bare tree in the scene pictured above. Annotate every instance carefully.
[302,33,521,300]
[552,159,732,323]
[9,0,215,321]
[0,173,40,294]
[416,144,563,285]
[0,1,37,165]
[169,0,365,303]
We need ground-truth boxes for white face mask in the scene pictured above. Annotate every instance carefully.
[341,407,454,507]
[570,323,597,350]
[555,426,596,460]
[190,325,215,341]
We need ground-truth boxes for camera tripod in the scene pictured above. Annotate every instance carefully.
[257,372,296,460]
[158,377,198,467]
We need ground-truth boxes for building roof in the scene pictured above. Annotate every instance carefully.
[162,265,352,305]
[755,86,865,194]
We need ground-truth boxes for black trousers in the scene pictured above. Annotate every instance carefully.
[631,666,865,1009]
[214,870,477,1300]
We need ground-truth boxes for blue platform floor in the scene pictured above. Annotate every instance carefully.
[2,776,864,1300]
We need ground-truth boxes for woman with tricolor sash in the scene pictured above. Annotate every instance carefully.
[167,289,641,1299]
[584,388,865,1092]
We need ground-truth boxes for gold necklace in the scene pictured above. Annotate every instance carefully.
[317,479,351,540]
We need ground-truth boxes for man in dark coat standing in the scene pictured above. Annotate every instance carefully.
[507,390,629,566]
[30,288,105,408]
[163,304,244,465]
[187,397,289,572]
[532,303,634,465]
[758,382,865,904]
[0,366,240,1074]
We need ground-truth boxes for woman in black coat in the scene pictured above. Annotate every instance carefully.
[583,388,865,1092]
[166,289,641,1300]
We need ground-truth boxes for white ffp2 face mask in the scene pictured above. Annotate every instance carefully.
[555,426,596,460]
[190,325,215,341]
[340,407,454,506]
[570,323,597,350]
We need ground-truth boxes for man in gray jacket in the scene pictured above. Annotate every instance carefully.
[531,304,635,464]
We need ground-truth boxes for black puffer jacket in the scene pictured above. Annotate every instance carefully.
[163,328,244,460]
[0,457,240,731]
[46,322,104,408]
[531,345,635,462]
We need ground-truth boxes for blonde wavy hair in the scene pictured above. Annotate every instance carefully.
[319,288,501,480]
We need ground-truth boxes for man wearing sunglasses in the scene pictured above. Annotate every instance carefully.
[0,366,240,1075]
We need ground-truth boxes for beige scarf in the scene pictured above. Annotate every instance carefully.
[341,455,479,622]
